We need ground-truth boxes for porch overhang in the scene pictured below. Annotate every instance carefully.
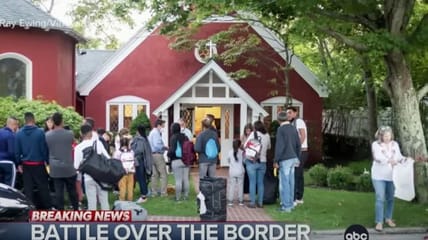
[153,60,268,118]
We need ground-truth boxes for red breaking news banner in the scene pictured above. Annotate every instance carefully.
[29,210,132,222]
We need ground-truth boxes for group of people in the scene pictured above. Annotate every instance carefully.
[0,108,407,230]
[226,106,307,211]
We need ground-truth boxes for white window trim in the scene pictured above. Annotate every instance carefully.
[106,95,150,132]
[261,96,304,120]
[0,52,32,99]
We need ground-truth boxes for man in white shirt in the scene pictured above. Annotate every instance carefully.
[286,106,308,205]
[74,124,111,210]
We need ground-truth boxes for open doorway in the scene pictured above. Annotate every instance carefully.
[194,106,221,136]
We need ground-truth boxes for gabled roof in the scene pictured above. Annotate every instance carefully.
[78,15,328,97]
[77,26,156,95]
[76,49,115,91]
[0,0,85,42]
[153,60,268,116]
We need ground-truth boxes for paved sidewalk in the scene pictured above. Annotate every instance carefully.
[148,167,272,221]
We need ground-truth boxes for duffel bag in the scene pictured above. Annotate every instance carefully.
[79,141,126,185]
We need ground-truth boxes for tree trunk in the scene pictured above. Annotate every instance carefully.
[384,50,428,203]
[361,55,378,141]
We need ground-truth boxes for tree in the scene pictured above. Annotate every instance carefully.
[129,111,151,136]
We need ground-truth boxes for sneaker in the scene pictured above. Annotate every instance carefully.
[295,199,304,204]
[227,202,233,207]
[136,197,147,203]
[293,201,298,207]
[238,202,244,206]
[277,207,292,213]
[375,223,383,232]
[256,203,264,208]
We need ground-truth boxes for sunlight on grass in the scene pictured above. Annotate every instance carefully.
[264,187,428,230]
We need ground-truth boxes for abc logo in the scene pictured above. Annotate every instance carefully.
[344,224,369,240]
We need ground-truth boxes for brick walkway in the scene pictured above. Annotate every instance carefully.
[148,167,273,221]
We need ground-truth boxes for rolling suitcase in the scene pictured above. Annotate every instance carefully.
[263,168,279,204]
[198,177,227,221]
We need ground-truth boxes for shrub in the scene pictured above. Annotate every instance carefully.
[0,97,83,136]
[355,173,373,192]
[347,159,372,175]
[327,166,354,190]
[308,164,328,187]
[129,111,151,136]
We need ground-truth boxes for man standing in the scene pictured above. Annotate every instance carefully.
[286,106,308,205]
[15,112,52,209]
[148,119,168,197]
[74,124,110,210]
[274,111,301,212]
[46,112,78,210]
[195,117,220,178]
[0,116,19,186]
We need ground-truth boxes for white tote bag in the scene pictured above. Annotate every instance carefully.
[392,157,415,201]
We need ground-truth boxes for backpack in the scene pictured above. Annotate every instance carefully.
[182,140,196,166]
[205,138,219,160]
[120,150,135,173]
[244,131,262,161]
[175,141,182,158]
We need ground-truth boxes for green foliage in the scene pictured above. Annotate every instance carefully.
[307,164,328,187]
[355,173,373,192]
[327,166,354,190]
[346,159,372,175]
[129,111,151,136]
[0,97,83,136]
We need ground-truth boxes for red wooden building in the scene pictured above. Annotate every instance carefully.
[76,17,328,165]
[0,0,84,107]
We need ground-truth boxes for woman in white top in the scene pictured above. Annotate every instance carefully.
[227,139,245,206]
[244,121,271,208]
[371,126,404,231]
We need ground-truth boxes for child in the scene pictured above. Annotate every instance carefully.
[227,139,245,206]
[114,138,135,201]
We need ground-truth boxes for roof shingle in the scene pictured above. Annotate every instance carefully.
[0,0,85,42]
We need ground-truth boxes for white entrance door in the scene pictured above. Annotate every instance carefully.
[220,105,234,166]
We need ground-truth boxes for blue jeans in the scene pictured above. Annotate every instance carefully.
[279,158,298,210]
[372,179,395,223]
[245,160,266,205]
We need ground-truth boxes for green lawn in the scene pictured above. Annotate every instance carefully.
[104,171,428,230]
[264,187,428,230]
[108,174,199,217]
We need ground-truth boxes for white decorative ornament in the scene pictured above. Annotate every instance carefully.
[194,40,218,64]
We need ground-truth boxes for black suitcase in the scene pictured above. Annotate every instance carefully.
[198,177,227,221]
[0,183,34,221]
[263,168,279,204]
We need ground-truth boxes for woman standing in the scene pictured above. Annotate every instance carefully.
[371,126,403,231]
[167,123,190,201]
[244,121,271,208]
